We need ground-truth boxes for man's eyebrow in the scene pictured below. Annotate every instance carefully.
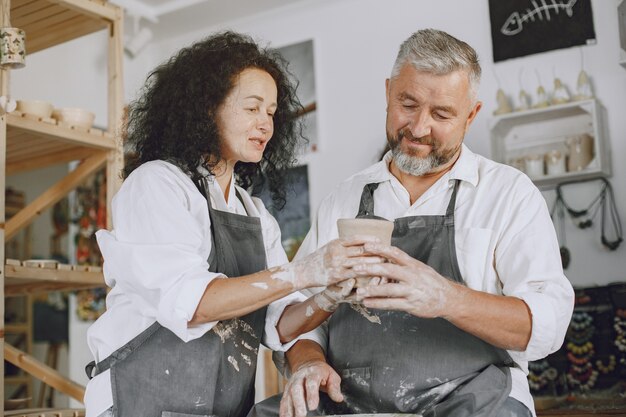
[433,105,457,115]
[397,92,457,115]
[398,92,418,101]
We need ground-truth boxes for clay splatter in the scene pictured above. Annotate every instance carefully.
[241,353,252,367]
[228,355,240,372]
[251,282,269,290]
[350,304,381,324]
[241,340,258,354]
[305,306,314,317]
[212,318,258,343]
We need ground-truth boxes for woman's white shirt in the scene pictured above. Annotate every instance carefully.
[85,160,316,417]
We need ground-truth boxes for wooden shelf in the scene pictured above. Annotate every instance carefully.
[7,113,116,175]
[4,376,30,384]
[11,0,120,54]
[5,323,30,334]
[5,264,105,296]
[4,409,85,417]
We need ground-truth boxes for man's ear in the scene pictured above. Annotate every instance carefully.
[465,101,482,130]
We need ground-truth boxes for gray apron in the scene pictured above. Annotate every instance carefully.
[320,180,514,417]
[86,179,268,417]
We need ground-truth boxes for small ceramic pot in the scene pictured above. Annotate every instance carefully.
[566,134,594,172]
[545,150,566,176]
[0,27,26,69]
[524,154,544,179]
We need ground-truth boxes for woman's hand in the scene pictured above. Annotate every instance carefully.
[313,278,356,312]
[275,237,384,290]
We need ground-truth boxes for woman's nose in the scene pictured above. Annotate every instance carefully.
[258,114,272,133]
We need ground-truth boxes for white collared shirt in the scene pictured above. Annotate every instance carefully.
[85,160,318,417]
[295,145,574,416]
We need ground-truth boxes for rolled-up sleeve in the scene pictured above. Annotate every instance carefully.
[495,180,575,362]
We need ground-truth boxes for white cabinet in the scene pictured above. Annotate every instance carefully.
[489,99,611,187]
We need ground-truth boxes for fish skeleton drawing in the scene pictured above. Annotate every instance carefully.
[501,0,578,36]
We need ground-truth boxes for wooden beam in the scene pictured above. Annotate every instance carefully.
[5,152,108,240]
[1,1,10,409]
[48,0,118,21]
[107,7,125,227]
[7,146,92,174]
[5,282,102,296]
[4,344,85,402]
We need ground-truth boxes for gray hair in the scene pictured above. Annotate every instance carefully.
[390,29,481,101]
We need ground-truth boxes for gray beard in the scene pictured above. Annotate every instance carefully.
[391,146,440,176]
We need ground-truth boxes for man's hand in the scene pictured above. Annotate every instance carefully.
[354,242,460,319]
[353,243,533,351]
[279,360,343,417]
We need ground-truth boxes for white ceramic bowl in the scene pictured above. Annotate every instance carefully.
[52,107,95,128]
[16,99,53,118]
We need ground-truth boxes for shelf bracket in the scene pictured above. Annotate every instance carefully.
[4,343,85,403]
[5,151,108,240]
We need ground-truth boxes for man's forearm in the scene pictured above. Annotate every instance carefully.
[446,282,532,351]
[286,339,327,372]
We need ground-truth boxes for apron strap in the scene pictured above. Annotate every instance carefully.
[357,183,380,217]
[195,177,250,215]
[444,180,461,224]
[195,177,252,271]
[85,321,162,379]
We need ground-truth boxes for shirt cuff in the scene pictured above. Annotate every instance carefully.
[157,270,223,342]
[263,292,306,351]
[515,291,558,361]
[271,328,327,377]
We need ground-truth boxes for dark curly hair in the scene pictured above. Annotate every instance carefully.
[123,31,305,208]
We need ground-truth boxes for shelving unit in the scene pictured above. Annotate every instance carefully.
[489,99,611,188]
[1,0,124,411]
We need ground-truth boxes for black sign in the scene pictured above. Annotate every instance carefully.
[489,0,596,62]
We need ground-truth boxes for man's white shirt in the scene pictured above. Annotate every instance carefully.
[295,145,574,416]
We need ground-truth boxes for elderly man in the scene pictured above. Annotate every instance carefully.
[259,28,574,417]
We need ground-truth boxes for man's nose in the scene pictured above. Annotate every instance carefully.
[409,111,431,138]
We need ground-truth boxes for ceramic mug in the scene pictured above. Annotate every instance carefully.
[566,134,594,172]
[0,27,26,69]
[545,150,566,176]
[337,218,394,288]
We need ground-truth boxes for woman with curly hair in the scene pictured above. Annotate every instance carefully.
[84,31,379,417]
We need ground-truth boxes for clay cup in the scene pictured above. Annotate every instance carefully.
[337,218,394,288]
